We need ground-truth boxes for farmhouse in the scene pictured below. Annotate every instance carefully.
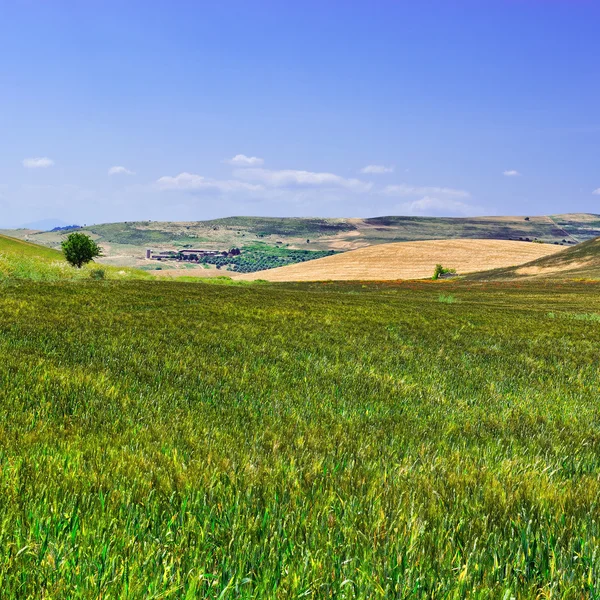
[147,248,240,262]
[149,250,178,261]
[178,249,221,260]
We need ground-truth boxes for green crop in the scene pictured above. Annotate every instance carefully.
[196,246,336,273]
[1,280,600,598]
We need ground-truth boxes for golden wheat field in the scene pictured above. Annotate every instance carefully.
[237,239,564,282]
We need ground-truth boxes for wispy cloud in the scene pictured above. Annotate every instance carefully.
[396,196,483,217]
[23,157,54,169]
[360,165,394,174]
[381,184,470,198]
[224,154,265,167]
[156,172,262,193]
[503,170,521,177]
[108,166,135,176]
[233,168,372,192]
[593,188,600,195]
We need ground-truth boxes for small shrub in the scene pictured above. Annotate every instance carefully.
[438,294,457,304]
[90,268,105,280]
[433,264,456,280]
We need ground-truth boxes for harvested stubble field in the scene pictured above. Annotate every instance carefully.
[237,239,563,282]
[468,237,600,282]
[2,279,600,598]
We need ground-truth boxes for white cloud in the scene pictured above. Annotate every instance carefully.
[503,170,521,177]
[381,183,470,198]
[360,165,394,174]
[108,166,135,176]
[592,188,600,195]
[396,196,483,217]
[233,168,372,192]
[23,157,54,169]
[156,172,262,193]
[224,154,265,167]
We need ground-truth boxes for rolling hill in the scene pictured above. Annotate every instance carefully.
[235,239,564,282]
[467,236,600,281]
[2,213,598,269]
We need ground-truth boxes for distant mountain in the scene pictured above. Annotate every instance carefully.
[19,218,72,231]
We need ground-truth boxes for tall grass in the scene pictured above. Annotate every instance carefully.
[438,293,458,303]
[0,280,600,597]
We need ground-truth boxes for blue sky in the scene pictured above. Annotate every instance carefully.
[1,0,599,227]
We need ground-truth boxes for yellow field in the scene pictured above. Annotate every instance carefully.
[465,237,600,281]
[237,239,564,282]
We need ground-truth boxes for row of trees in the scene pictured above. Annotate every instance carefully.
[198,248,335,273]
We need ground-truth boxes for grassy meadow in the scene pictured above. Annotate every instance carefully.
[2,278,600,597]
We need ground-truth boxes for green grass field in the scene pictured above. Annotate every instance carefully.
[2,278,600,598]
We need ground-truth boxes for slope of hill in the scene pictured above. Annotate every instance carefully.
[0,233,151,281]
[467,236,600,281]
[2,213,597,268]
[235,239,563,282]
[0,233,64,260]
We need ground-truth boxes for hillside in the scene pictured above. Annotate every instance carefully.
[236,239,563,282]
[0,233,64,260]
[2,213,597,268]
[0,233,150,281]
[468,236,600,281]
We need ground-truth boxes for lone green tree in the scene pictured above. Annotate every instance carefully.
[61,232,102,268]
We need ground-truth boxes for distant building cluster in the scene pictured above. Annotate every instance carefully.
[146,248,241,262]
